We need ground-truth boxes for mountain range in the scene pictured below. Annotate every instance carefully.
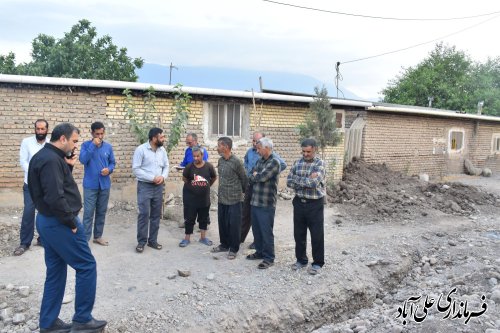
[136,63,362,100]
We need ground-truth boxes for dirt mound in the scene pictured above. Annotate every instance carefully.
[327,158,500,219]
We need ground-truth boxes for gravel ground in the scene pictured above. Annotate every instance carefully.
[0,161,499,333]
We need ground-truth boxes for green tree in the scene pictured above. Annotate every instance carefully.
[124,87,159,144]
[1,19,143,81]
[0,52,18,74]
[298,86,341,158]
[382,43,500,116]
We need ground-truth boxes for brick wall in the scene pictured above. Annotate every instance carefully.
[361,112,500,178]
[0,83,345,205]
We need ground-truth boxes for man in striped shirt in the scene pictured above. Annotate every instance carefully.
[287,138,326,275]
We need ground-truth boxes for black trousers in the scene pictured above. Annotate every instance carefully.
[292,196,325,267]
[240,184,253,242]
[184,205,210,234]
[218,202,242,253]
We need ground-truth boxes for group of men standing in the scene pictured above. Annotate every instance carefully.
[15,119,327,332]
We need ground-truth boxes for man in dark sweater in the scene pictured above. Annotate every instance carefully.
[28,122,106,333]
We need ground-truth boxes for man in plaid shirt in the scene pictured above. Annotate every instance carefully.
[246,137,281,269]
[287,138,326,275]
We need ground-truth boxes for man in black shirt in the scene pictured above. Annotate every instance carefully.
[28,123,107,333]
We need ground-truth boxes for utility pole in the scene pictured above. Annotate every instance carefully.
[169,62,178,85]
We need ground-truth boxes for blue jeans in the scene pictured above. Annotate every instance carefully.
[251,205,276,262]
[20,183,37,247]
[82,188,110,241]
[137,181,164,245]
[36,214,96,329]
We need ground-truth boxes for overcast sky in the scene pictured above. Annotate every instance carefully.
[1,0,499,100]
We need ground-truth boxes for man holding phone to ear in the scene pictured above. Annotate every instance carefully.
[79,121,116,246]
[29,122,107,333]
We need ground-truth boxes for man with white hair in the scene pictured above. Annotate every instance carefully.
[246,137,281,269]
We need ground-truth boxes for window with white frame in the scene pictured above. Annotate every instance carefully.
[492,134,500,153]
[211,103,241,136]
[449,129,464,152]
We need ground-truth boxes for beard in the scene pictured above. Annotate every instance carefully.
[36,133,47,141]
[156,140,164,147]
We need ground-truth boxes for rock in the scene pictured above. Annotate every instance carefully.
[167,274,177,280]
[419,173,429,182]
[124,204,135,211]
[206,273,215,281]
[18,286,29,297]
[448,240,457,246]
[164,193,175,204]
[491,289,500,304]
[489,278,498,287]
[464,159,482,176]
[12,313,26,325]
[485,329,500,333]
[178,270,191,277]
[482,168,492,177]
[0,307,13,321]
[107,201,115,210]
[335,219,343,225]
[429,257,438,265]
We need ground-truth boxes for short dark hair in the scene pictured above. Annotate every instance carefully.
[34,119,49,129]
[218,137,232,150]
[301,138,317,148]
[187,133,198,141]
[148,127,163,141]
[50,123,80,142]
[91,121,105,132]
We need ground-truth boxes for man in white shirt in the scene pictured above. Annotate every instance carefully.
[132,127,169,253]
[14,119,49,256]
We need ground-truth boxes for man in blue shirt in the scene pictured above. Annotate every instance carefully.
[79,122,116,246]
[241,132,287,248]
[179,133,208,167]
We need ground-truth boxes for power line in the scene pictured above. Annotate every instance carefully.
[262,0,500,21]
[340,13,500,64]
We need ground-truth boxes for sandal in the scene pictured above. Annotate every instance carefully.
[147,242,163,250]
[93,238,109,246]
[291,262,307,270]
[135,244,144,253]
[13,245,28,256]
[227,251,237,260]
[258,260,274,269]
[179,239,190,247]
[246,253,263,260]
[211,245,229,253]
[199,238,213,246]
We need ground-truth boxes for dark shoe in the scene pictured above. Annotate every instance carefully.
[258,260,274,269]
[35,237,43,247]
[13,245,28,256]
[71,318,107,332]
[147,242,162,250]
[246,252,263,260]
[40,318,71,333]
[135,244,144,253]
[211,245,229,253]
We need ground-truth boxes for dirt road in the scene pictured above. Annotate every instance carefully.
[0,163,499,333]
